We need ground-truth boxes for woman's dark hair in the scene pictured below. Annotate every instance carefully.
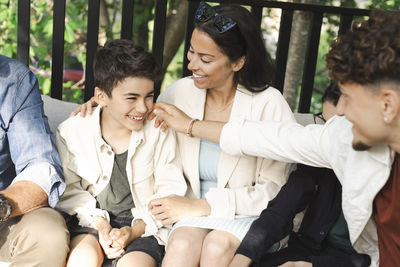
[194,4,274,93]
[94,39,162,97]
[322,82,341,106]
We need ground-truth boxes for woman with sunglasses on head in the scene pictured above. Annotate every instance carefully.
[73,2,294,266]
[151,3,294,267]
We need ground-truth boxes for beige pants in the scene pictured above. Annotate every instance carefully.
[0,207,69,267]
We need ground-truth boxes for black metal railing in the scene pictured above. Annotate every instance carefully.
[15,0,370,112]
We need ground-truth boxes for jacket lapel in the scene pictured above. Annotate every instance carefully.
[182,87,206,198]
[218,88,253,188]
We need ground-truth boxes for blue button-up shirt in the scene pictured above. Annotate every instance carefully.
[0,55,65,207]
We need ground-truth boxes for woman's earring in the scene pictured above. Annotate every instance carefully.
[383,116,388,123]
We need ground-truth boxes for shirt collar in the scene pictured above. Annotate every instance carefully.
[92,106,145,153]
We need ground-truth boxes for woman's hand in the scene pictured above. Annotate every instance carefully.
[70,96,98,117]
[148,102,193,133]
[148,195,211,225]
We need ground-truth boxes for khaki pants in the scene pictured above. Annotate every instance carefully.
[0,207,69,267]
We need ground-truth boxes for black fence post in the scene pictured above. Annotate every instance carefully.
[152,0,167,100]
[273,9,293,93]
[121,0,135,40]
[84,0,100,102]
[17,0,30,66]
[182,0,199,78]
[50,0,66,100]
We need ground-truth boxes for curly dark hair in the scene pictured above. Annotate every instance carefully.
[326,10,400,86]
[94,39,162,97]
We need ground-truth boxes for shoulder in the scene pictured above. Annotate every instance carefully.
[0,55,30,76]
[57,107,99,139]
[237,85,288,106]
[142,117,176,144]
[319,116,353,159]
[238,85,294,121]
[158,77,197,104]
[254,86,287,102]
[0,55,34,86]
[0,56,37,98]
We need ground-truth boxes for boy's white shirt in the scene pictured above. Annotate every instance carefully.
[55,106,186,244]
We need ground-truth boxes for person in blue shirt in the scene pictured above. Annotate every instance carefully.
[0,55,69,267]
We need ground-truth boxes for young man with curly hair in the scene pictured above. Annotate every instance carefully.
[150,9,400,266]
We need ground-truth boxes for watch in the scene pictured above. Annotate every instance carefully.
[0,194,12,222]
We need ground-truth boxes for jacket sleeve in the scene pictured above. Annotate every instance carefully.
[131,128,186,236]
[220,115,351,169]
[55,128,109,228]
[205,90,295,218]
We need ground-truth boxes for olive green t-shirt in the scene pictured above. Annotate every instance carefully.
[96,151,134,218]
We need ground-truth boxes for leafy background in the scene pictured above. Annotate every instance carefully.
[0,0,399,111]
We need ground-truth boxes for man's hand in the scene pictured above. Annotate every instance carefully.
[149,195,211,225]
[279,261,312,267]
[70,97,98,117]
[0,181,48,218]
[228,254,252,267]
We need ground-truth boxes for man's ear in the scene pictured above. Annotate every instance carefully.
[94,87,108,107]
[380,88,400,123]
[232,56,245,72]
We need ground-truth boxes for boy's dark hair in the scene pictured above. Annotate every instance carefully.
[94,39,162,96]
[326,10,400,87]
[195,4,274,93]
[322,82,341,106]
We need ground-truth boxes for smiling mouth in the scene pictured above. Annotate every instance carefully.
[128,115,144,121]
[192,73,206,79]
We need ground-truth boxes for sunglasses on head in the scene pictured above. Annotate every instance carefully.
[195,1,237,34]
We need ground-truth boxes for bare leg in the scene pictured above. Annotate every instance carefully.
[162,227,209,267]
[66,234,104,267]
[116,251,156,267]
[200,230,240,267]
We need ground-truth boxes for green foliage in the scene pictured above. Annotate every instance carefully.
[0,1,17,58]
[0,0,89,103]
[162,41,184,92]
[1,0,398,106]
[367,0,400,9]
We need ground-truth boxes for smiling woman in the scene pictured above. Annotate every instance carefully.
[151,2,294,267]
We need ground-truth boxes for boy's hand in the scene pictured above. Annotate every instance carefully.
[109,226,133,249]
[148,195,211,225]
[94,216,125,259]
[109,219,146,249]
